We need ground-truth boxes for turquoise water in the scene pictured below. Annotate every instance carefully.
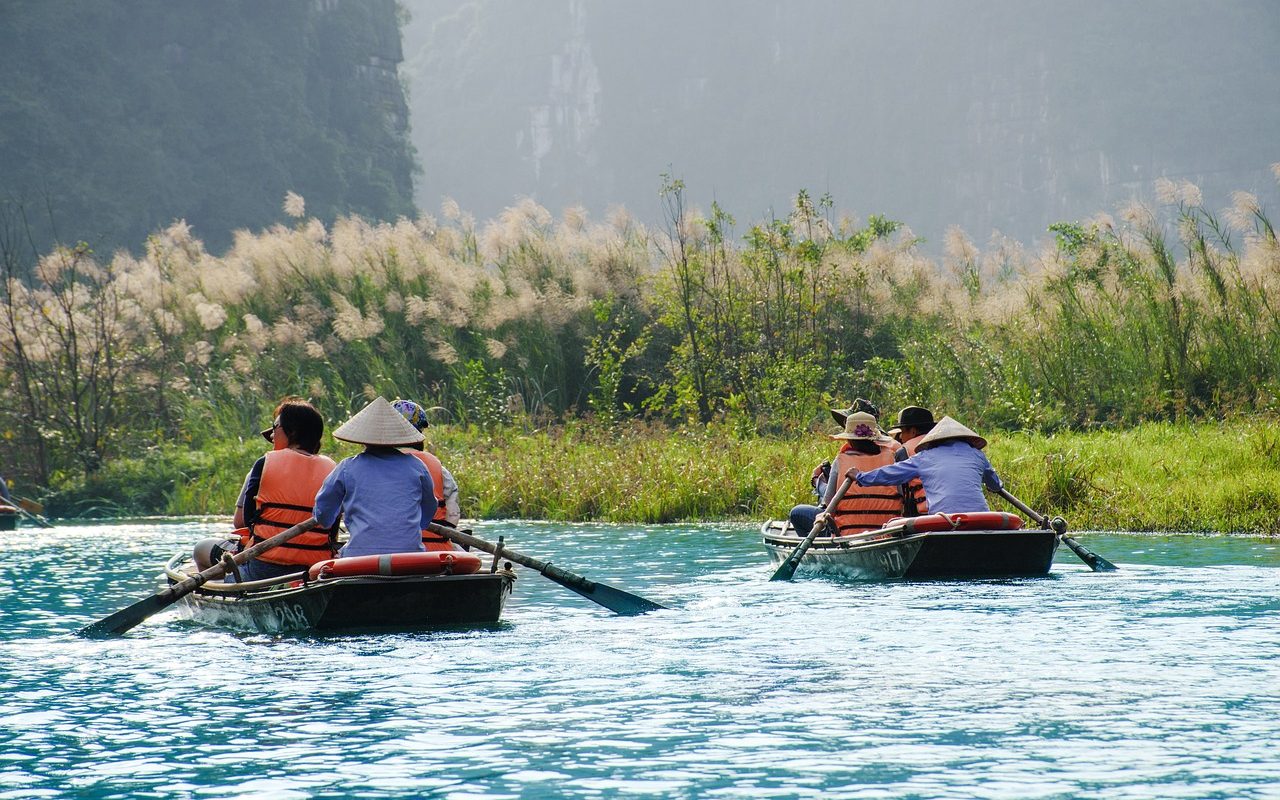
[2,522,1279,799]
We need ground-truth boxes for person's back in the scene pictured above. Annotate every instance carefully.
[804,411,902,536]
[313,397,437,558]
[829,438,901,534]
[320,448,433,557]
[855,417,1002,515]
[250,447,338,565]
[904,441,997,514]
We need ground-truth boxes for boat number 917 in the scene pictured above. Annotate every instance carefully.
[878,549,904,573]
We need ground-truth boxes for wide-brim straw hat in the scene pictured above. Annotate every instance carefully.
[332,396,425,447]
[915,415,987,450]
[886,405,936,437]
[830,411,881,441]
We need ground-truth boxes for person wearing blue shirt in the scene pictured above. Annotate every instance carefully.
[852,416,1003,514]
[313,397,437,557]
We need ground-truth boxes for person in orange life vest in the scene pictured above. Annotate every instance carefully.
[792,411,902,537]
[392,398,461,551]
[211,399,337,582]
[806,398,892,499]
[887,405,936,516]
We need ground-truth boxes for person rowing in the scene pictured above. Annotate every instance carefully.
[794,410,904,538]
[312,397,437,557]
[852,416,1003,514]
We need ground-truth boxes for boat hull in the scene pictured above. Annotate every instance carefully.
[762,521,1059,580]
[0,510,16,531]
[175,572,515,633]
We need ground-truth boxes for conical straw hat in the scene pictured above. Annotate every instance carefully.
[915,415,987,450]
[332,396,425,447]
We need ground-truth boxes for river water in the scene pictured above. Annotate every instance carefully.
[2,521,1278,799]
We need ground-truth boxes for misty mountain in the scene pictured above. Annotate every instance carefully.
[402,0,1280,247]
[0,0,415,256]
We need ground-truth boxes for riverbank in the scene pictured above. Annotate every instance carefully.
[33,418,1280,534]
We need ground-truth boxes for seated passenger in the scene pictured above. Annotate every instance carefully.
[200,399,337,582]
[392,398,462,551]
[854,416,1003,515]
[313,397,436,558]
[886,405,937,516]
[791,411,902,537]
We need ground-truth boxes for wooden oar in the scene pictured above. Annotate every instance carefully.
[426,522,667,615]
[995,487,1117,572]
[770,474,856,581]
[79,517,319,638]
[12,496,53,527]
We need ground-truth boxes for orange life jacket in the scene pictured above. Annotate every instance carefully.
[830,441,902,535]
[897,435,929,516]
[246,448,338,566]
[404,448,452,551]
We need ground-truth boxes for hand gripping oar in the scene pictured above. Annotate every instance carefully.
[770,474,856,581]
[995,487,1117,572]
[426,523,666,615]
[79,517,319,638]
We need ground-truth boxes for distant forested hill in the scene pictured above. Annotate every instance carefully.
[0,0,415,256]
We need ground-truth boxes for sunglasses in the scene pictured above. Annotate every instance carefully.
[259,418,282,443]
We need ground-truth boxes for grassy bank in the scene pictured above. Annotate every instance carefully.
[35,418,1280,534]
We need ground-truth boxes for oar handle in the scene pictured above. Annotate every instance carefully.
[165,516,319,600]
[995,487,1117,571]
[14,504,54,528]
[426,522,667,614]
[995,487,1048,528]
[426,523,593,590]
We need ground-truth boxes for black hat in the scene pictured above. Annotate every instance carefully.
[886,406,935,436]
[830,397,880,426]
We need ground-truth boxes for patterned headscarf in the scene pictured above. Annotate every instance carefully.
[391,398,430,431]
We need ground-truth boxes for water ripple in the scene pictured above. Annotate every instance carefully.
[1,523,1278,798]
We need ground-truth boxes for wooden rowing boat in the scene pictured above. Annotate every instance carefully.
[162,550,516,633]
[761,514,1060,580]
[0,505,16,531]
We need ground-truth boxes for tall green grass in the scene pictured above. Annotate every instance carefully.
[3,176,1279,505]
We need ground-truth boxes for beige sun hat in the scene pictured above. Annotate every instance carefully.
[830,411,880,441]
[915,415,987,450]
[332,396,425,447]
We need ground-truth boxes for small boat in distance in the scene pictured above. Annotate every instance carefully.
[762,512,1060,580]
[163,547,516,634]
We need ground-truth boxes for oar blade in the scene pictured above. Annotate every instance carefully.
[78,592,171,639]
[1064,536,1118,572]
[565,580,667,616]
[540,565,666,615]
[769,550,804,581]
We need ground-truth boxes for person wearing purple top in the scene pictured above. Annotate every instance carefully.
[312,397,437,557]
[852,416,1003,514]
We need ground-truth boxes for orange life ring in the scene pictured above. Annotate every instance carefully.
[308,551,484,580]
[886,512,1024,534]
